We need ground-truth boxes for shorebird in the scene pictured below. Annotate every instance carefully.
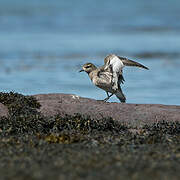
[79,54,149,102]
[79,63,126,102]
[103,54,149,91]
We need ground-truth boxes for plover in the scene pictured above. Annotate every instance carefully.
[79,63,126,102]
[103,54,149,91]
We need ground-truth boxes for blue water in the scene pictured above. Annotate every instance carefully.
[0,0,180,105]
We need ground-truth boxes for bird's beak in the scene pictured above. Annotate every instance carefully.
[79,69,84,72]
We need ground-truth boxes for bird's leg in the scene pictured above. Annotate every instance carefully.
[103,92,114,102]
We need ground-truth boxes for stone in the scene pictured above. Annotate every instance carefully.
[34,93,180,127]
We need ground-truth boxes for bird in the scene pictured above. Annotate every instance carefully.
[79,62,126,102]
[103,54,149,91]
[79,54,149,102]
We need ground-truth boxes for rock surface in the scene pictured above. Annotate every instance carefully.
[1,93,180,126]
[0,103,8,117]
[33,93,180,126]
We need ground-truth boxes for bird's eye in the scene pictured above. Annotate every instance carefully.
[86,65,91,68]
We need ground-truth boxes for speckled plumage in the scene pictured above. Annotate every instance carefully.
[80,63,126,102]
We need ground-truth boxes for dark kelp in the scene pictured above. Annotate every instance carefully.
[0,92,179,180]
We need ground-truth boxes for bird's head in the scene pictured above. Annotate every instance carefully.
[79,63,97,74]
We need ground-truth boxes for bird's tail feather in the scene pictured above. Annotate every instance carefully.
[115,87,126,103]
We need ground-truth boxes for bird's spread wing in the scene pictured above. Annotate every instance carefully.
[118,56,149,70]
[105,54,149,70]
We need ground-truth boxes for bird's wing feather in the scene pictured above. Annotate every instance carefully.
[118,74,125,84]
[118,56,149,70]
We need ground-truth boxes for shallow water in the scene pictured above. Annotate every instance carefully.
[0,0,180,105]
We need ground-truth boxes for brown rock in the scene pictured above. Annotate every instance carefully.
[34,93,180,127]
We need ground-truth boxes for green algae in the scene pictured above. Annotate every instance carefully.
[0,92,180,180]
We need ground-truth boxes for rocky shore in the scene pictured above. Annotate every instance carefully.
[0,92,179,180]
[1,93,180,125]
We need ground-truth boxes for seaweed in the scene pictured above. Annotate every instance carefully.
[0,92,179,180]
[0,91,41,116]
